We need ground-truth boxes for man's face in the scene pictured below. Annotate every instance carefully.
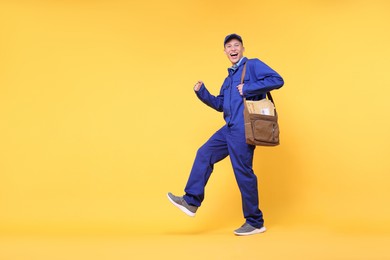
[224,39,245,65]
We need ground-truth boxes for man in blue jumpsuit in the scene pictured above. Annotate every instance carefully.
[168,34,284,236]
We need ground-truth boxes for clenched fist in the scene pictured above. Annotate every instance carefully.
[194,81,203,92]
[236,83,244,96]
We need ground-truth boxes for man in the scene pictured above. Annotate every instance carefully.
[167,34,284,236]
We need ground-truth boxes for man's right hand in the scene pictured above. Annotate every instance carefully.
[194,81,203,92]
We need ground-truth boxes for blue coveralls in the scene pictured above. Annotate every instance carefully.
[183,57,284,228]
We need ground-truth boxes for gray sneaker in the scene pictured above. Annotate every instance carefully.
[234,223,266,236]
[167,192,197,217]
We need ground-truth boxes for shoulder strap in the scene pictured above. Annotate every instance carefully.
[240,62,247,84]
[266,92,275,104]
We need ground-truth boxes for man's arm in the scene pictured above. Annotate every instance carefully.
[242,59,284,97]
[194,81,224,112]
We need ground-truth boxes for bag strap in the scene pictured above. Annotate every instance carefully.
[240,61,275,106]
[240,62,247,84]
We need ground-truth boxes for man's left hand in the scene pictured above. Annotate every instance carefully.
[236,84,244,96]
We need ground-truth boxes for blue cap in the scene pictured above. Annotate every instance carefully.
[224,33,243,46]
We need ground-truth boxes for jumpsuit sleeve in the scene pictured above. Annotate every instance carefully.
[242,58,284,98]
[195,83,224,112]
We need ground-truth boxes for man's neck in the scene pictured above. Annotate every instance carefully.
[232,57,245,67]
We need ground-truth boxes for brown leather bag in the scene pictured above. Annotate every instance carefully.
[241,62,280,146]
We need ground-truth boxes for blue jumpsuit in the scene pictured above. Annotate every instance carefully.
[183,57,284,228]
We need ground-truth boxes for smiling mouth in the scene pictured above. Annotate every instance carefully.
[230,53,238,58]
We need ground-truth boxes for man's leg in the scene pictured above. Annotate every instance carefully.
[227,128,264,229]
[183,126,229,207]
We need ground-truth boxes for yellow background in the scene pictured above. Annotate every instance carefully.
[1,0,389,259]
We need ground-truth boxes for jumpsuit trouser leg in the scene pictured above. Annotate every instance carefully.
[184,126,229,207]
[183,125,264,228]
[226,126,264,228]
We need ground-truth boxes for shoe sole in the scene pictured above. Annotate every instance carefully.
[167,193,196,217]
[234,226,266,236]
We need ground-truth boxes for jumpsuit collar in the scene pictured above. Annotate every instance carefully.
[228,57,247,74]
